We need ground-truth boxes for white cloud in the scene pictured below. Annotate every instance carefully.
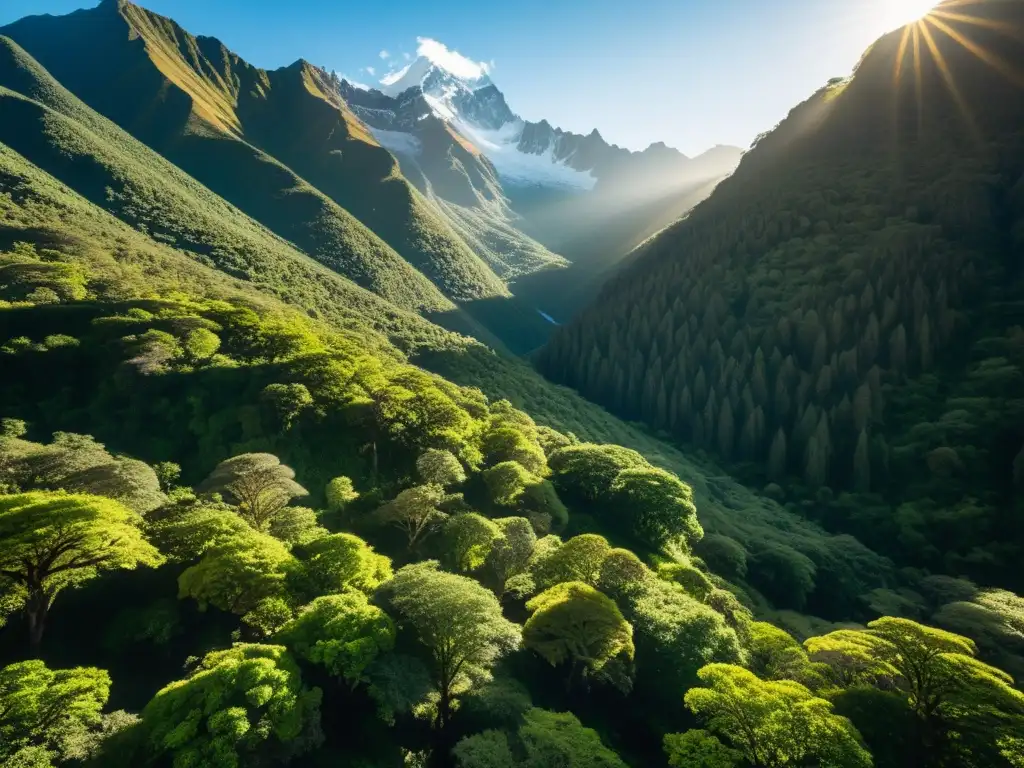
[403,52,412,61]
[379,49,390,60]
[416,37,490,79]
[364,66,376,76]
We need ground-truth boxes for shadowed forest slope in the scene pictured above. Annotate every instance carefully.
[539,0,1024,591]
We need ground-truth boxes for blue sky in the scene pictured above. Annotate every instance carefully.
[0,0,935,156]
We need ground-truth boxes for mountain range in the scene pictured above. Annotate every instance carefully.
[0,0,741,354]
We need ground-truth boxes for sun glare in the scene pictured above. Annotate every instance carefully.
[882,0,939,31]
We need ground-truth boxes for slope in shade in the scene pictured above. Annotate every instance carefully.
[539,0,1024,591]
[1,0,509,304]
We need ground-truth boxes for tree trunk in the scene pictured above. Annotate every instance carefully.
[26,587,48,656]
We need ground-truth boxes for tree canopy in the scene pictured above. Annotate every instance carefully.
[376,562,520,728]
[684,663,872,768]
[133,644,322,767]
[0,492,162,649]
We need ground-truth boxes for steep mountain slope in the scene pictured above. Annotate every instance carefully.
[1,0,509,304]
[339,79,568,281]
[0,36,456,317]
[0,111,892,623]
[540,0,1024,590]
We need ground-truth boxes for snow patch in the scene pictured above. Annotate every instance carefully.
[368,128,421,156]
[453,119,596,191]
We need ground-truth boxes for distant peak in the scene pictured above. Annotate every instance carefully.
[378,39,493,97]
[99,0,131,10]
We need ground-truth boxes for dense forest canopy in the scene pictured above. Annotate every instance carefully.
[0,0,1022,767]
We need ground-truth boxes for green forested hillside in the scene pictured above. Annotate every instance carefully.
[541,1,1024,593]
[0,0,509,305]
[3,137,1022,767]
[1,2,1023,767]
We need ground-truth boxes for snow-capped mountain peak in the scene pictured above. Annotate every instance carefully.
[361,39,739,193]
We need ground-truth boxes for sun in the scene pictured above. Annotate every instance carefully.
[881,0,939,31]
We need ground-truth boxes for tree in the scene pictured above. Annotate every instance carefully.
[375,484,448,550]
[260,383,313,429]
[548,444,647,500]
[663,730,742,768]
[523,582,634,691]
[376,562,520,728]
[442,513,502,572]
[453,730,517,768]
[324,476,358,514]
[807,618,1024,762]
[684,664,872,768]
[290,533,393,598]
[417,449,466,488]
[0,660,110,765]
[610,467,703,547]
[695,534,748,581]
[61,458,167,515]
[531,534,612,590]
[747,621,825,687]
[178,530,295,614]
[453,709,630,768]
[267,505,324,545]
[133,644,322,767]
[0,492,163,650]
[597,548,651,596]
[518,708,627,768]
[198,453,308,530]
[626,579,742,708]
[659,561,714,600]
[277,592,395,688]
[484,517,537,596]
[483,461,536,507]
[152,461,181,493]
[482,425,547,476]
[148,503,253,562]
[181,327,221,362]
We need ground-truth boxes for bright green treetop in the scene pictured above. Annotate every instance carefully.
[376,562,520,728]
[442,513,502,572]
[291,532,392,598]
[198,453,308,531]
[416,448,466,488]
[277,592,395,688]
[518,708,628,768]
[0,659,110,766]
[531,534,611,591]
[524,581,634,691]
[178,529,296,614]
[374,484,448,550]
[684,663,872,768]
[663,730,742,768]
[136,644,322,768]
[0,491,163,649]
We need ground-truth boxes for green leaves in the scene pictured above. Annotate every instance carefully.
[277,592,395,688]
[807,617,1024,765]
[684,664,872,768]
[376,562,520,727]
[136,644,322,767]
[663,730,741,768]
[523,582,634,690]
[290,532,393,598]
[178,530,295,614]
[0,491,163,647]
[0,660,110,764]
